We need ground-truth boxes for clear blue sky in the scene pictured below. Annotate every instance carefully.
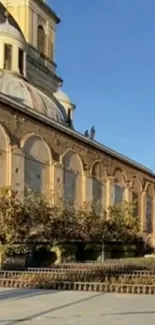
[50,0,155,170]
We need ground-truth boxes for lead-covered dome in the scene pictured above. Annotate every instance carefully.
[54,90,72,104]
[0,3,24,36]
[0,18,24,41]
[54,89,76,127]
[0,72,67,124]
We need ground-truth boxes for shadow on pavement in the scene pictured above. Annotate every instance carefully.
[111,311,155,316]
[0,291,105,325]
[0,288,58,302]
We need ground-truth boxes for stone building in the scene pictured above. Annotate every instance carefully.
[0,0,154,237]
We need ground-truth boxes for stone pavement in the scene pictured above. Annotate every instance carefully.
[0,288,155,324]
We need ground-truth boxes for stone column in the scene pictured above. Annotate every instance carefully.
[0,43,4,69]
[105,176,114,211]
[6,144,12,188]
[11,146,25,201]
[33,12,38,48]
[53,162,63,205]
[75,171,84,208]
[13,45,19,73]
[101,179,106,213]
[85,172,93,207]
[124,181,130,202]
[80,171,87,205]
[141,190,146,233]
[152,197,155,235]
[51,26,55,61]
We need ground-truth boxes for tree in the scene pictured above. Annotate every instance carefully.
[104,201,141,242]
[75,204,106,242]
[0,188,29,246]
[0,188,61,250]
[0,187,141,253]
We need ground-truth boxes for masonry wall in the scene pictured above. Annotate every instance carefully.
[0,101,155,236]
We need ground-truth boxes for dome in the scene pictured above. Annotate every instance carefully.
[0,18,24,41]
[0,72,67,124]
[0,3,24,36]
[54,90,72,104]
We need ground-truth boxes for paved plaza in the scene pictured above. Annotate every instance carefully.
[0,288,155,324]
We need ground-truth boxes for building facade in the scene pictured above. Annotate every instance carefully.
[0,0,154,237]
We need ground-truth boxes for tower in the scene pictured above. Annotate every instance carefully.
[1,0,62,94]
[1,0,60,61]
[1,1,76,122]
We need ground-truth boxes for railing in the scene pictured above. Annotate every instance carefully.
[27,44,56,74]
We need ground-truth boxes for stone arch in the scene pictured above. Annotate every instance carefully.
[61,149,83,206]
[113,168,127,186]
[0,124,10,148]
[91,161,106,213]
[37,25,46,54]
[113,169,127,204]
[145,183,154,197]
[0,123,10,188]
[131,176,143,218]
[144,183,154,234]
[131,176,143,192]
[22,134,52,193]
[61,148,83,172]
[91,160,106,178]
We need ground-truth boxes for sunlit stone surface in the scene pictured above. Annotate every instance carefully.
[0,288,155,324]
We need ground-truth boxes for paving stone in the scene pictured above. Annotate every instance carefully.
[0,288,155,324]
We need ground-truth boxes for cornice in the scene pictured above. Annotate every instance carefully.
[0,92,154,177]
[35,0,60,24]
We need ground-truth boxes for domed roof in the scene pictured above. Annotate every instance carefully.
[0,72,67,124]
[0,18,24,41]
[0,3,24,37]
[54,90,72,104]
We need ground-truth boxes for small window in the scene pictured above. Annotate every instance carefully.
[37,25,45,53]
[18,48,24,75]
[67,109,72,126]
[4,44,12,70]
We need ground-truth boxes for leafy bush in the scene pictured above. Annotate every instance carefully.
[0,187,142,265]
[12,270,155,286]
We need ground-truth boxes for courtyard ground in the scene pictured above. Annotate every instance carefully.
[0,288,155,324]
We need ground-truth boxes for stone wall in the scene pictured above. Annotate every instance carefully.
[0,101,155,234]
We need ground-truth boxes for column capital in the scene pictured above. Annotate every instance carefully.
[125,180,131,189]
[108,175,115,184]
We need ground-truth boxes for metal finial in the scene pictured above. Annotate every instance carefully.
[4,10,9,22]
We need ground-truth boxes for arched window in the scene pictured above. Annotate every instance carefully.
[113,170,126,204]
[91,162,105,214]
[145,184,154,233]
[62,151,82,206]
[131,177,142,217]
[23,135,51,193]
[37,25,46,54]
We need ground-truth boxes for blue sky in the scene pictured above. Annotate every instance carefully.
[50,0,155,170]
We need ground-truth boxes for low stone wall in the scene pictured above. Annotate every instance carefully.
[1,261,155,294]
[27,269,155,276]
[1,269,155,278]
[0,278,155,294]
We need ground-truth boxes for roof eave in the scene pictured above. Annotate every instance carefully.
[37,0,61,24]
[0,93,153,177]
